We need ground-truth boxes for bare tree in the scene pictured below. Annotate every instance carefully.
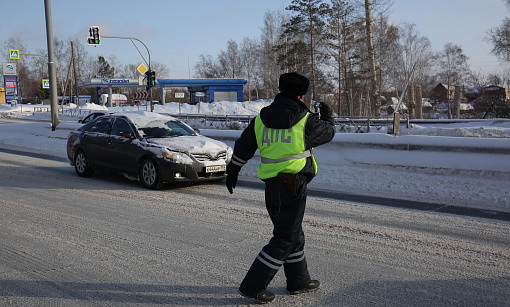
[53,37,69,96]
[218,40,243,78]
[117,63,139,79]
[436,42,470,118]
[487,0,510,61]
[194,54,222,78]
[241,37,260,101]
[389,23,434,116]
[70,38,89,83]
[260,10,288,98]
[150,61,170,79]
[373,14,399,103]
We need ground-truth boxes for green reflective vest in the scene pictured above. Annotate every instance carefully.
[254,113,317,179]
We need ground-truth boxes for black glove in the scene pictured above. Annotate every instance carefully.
[226,162,241,194]
[319,102,332,116]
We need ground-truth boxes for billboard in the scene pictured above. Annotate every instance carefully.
[3,75,19,104]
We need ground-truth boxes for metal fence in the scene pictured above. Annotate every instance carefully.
[33,107,96,118]
[171,114,399,133]
[28,109,505,133]
[170,114,495,133]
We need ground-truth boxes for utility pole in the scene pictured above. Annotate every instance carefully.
[44,0,59,130]
[71,41,79,107]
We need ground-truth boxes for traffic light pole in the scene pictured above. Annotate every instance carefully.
[100,35,154,111]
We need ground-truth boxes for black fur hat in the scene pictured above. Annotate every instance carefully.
[278,72,309,96]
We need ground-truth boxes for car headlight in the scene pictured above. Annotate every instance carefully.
[162,149,183,162]
[162,149,193,163]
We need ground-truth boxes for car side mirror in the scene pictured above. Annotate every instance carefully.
[194,128,200,134]
[78,119,83,123]
[118,131,134,139]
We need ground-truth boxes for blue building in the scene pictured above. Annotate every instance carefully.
[157,79,247,103]
[78,78,247,106]
[57,95,92,105]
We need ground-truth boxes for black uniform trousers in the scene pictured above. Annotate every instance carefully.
[239,174,311,296]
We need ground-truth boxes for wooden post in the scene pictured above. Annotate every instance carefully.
[416,85,423,119]
[392,112,400,135]
[453,85,461,119]
[408,85,415,119]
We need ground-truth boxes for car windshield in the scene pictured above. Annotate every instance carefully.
[138,120,196,138]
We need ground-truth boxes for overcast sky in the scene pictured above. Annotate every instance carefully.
[2,0,508,79]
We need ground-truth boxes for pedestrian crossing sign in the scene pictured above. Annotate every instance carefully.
[42,79,50,89]
[9,49,20,60]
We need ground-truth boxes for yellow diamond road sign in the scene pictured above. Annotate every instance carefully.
[137,63,148,75]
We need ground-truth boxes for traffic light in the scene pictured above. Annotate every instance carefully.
[146,70,151,87]
[146,70,156,87]
[150,71,156,87]
[87,26,101,46]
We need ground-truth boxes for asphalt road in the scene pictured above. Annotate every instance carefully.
[0,152,509,306]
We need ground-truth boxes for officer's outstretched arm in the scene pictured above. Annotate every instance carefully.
[226,119,258,194]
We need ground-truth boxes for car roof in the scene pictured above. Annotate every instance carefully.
[111,112,179,127]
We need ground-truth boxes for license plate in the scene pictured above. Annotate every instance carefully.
[205,165,226,173]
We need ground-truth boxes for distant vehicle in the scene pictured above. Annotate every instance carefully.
[67,112,232,189]
[100,94,127,106]
[78,111,108,124]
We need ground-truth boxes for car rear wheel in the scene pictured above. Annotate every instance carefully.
[139,158,164,189]
[74,150,93,177]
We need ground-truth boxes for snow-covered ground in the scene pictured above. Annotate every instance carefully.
[1,102,510,213]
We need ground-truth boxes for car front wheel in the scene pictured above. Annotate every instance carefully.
[74,150,93,177]
[139,158,164,189]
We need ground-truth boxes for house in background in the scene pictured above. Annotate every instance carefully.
[481,85,510,101]
[472,85,510,118]
[429,83,455,102]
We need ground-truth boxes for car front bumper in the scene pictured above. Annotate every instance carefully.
[159,160,227,183]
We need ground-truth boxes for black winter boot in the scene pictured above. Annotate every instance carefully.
[288,280,320,295]
[239,288,275,304]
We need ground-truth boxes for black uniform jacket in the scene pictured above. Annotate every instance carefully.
[232,93,336,181]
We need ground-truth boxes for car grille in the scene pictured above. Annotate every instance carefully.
[192,151,227,162]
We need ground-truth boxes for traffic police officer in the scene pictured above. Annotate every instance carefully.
[226,72,335,303]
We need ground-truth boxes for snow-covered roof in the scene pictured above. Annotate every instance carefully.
[422,100,433,108]
[460,103,474,111]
